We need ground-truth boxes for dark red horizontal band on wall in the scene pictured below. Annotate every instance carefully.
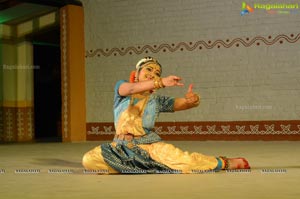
[86,120,300,141]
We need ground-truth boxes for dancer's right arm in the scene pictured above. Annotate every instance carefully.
[118,75,183,96]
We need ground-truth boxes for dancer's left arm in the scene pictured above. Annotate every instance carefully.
[174,84,200,111]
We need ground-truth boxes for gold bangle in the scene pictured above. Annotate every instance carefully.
[158,78,165,88]
[153,79,160,89]
[153,78,164,89]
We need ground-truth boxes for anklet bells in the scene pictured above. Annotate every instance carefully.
[219,156,230,170]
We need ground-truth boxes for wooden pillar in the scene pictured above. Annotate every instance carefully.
[60,5,86,142]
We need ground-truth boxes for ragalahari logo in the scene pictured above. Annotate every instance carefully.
[241,2,254,16]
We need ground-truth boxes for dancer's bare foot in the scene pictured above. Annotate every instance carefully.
[227,158,250,169]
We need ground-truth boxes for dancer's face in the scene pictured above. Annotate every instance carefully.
[138,63,161,82]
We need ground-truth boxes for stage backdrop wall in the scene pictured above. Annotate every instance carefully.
[82,0,300,140]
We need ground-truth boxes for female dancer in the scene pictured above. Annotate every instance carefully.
[82,57,250,174]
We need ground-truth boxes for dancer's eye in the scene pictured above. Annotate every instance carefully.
[146,67,152,72]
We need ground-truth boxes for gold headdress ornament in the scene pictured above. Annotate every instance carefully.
[135,57,161,71]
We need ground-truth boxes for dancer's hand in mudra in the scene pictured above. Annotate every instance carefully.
[174,84,200,111]
[185,84,200,106]
[162,76,184,87]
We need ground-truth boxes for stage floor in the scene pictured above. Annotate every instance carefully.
[0,141,299,199]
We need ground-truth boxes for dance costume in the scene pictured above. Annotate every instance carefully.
[82,80,224,174]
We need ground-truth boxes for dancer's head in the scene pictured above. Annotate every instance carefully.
[130,57,162,82]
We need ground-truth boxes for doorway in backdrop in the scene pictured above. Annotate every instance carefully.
[33,27,61,142]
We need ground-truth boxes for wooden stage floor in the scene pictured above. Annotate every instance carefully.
[0,141,299,199]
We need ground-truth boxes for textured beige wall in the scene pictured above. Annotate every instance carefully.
[82,0,300,123]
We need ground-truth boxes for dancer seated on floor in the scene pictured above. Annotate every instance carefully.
[82,57,250,174]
